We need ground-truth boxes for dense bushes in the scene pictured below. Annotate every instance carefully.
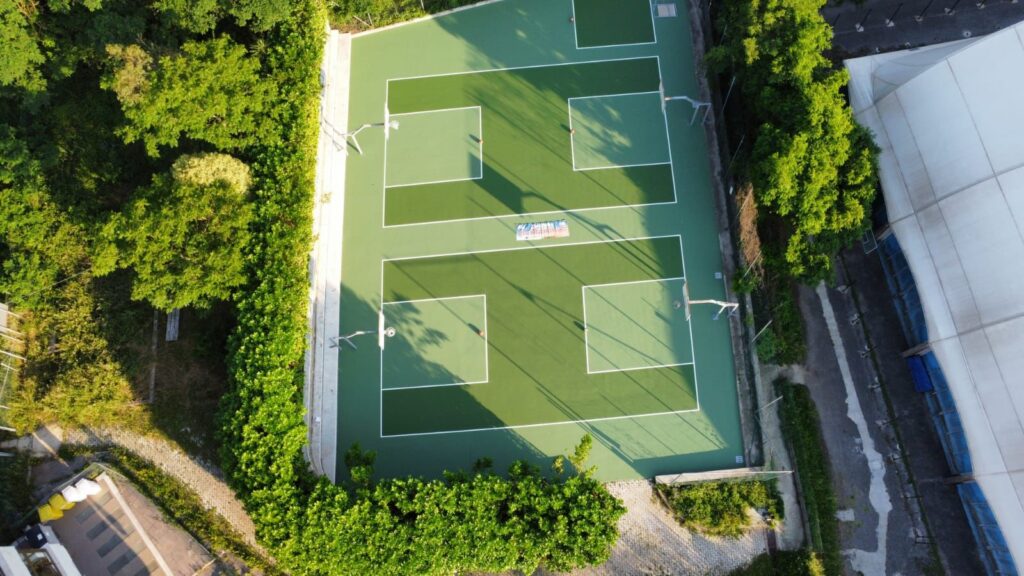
[709,0,878,284]
[657,479,782,538]
[778,380,841,575]
[1,0,626,571]
[216,3,626,574]
[728,549,825,576]
[329,0,477,30]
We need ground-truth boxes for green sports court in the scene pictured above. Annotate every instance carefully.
[335,0,744,481]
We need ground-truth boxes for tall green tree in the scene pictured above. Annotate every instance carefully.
[0,0,45,91]
[94,152,253,310]
[154,0,290,32]
[707,0,877,282]
[107,37,273,156]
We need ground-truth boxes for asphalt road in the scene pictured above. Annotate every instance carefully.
[793,242,985,575]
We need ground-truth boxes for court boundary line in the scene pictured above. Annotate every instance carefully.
[381,405,700,438]
[384,106,483,189]
[581,276,696,374]
[382,56,676,228]
[378,234,703,438]
[385,54,655,84]
[383,232,675,262]
[571,0,658,50]
[380,294,489,391]
[567,91,671,172]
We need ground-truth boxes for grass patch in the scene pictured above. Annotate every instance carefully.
[656,479,782,538]
[778,380,841,575]
[728,549,825,575]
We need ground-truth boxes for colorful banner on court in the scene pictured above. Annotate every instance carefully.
[515,219,569,241]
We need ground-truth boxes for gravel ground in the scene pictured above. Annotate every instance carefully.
[542,480,769,576]
[63,427,263,554]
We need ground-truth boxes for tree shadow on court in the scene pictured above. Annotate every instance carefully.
[377,2,747,477]
[336,285,558,481]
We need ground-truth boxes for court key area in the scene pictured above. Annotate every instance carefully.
[334,0,744,481]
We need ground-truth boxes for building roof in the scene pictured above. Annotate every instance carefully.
[845,20,1024,569]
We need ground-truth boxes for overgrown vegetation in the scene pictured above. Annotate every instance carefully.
[708,0,878,284]
[711,0,878,362]
[0,450,33,542]
[1,0,625,572]
[656,479,782,538]
[329,0,476,30]
[728,549,825,576]
[778,380,841,575]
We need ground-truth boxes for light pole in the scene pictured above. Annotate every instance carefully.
[341,120,400,155]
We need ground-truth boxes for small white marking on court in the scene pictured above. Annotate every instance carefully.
[571,0,659,51]
[380,293,489,391]
[383,105,483,190]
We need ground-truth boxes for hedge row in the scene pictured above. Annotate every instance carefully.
[218,3,624,574]
[777,380,842,575]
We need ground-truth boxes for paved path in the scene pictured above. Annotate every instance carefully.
[63,427,263,554]
[305,29,352,483]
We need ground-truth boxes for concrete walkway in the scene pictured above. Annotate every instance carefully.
[305,29,352,483]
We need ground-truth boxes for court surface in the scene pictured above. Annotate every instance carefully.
[337,0,743,481]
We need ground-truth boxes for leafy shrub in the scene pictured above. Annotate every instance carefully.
[708,0,878,283]
[329,0,478,31]
[217,3,626,573]
[657,479,782,538]
[778,380,841,575]
[728,549,825,576]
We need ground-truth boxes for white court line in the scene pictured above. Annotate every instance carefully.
[389,105,481,117]
[378,235,704,437]
[383,293,485,306]
[382,406,700,438]
[383,56,673,228]
[581,275,692,374]
[587,362,694,375]
[575,161,671,172]
[380,294,490,391]
[584,276,685,289]
[386,175,483,189]
[572,0,658,51]
[567,90,661,102]
[383,233,679,262]
[386,55,656,83]
[383,106,483,190]
[568,89,672,172]
[384,198,678,229]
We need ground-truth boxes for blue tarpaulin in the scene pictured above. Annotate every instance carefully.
[906,355,933,392]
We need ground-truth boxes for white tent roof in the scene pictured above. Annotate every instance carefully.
[846,21,1024,569]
